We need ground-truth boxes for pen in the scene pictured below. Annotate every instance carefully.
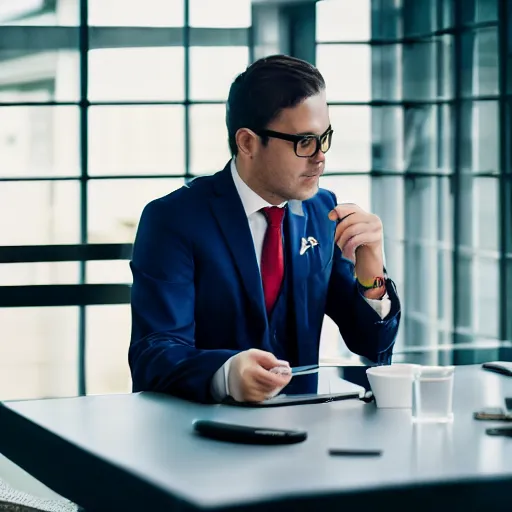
[337,212,356,224]
[328,448,382,457]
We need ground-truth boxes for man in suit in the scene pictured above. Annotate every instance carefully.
[129,55,401,404]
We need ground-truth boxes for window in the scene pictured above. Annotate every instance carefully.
[0,0,79,26]
[402,37,454,101]
[325,106,372,172]
[88,106,185,176]
[0,262,79,286]
[315,0,373,360]
[0,307,78,401]
[189,0,251,28]
[367,0,508,363]
[317,0,510,364]
[86,305,131,395]
[320,175,371,211]
[88,0,184,27]
[88,48,185,102]
[189,105,231,174]
[88,178,185,243]
[189,47,248,101]
[316,0,370,42]
[461,28,499,97]
[316,45,371,102]
[0,181,80,245]
[460,101,499,173]
[0,106,80,177]
[0,0,251,397]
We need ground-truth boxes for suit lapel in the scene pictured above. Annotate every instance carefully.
[286,200,309,363]
[209,165,267,330]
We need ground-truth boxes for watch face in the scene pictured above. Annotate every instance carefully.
[373,277,385,288]
[358,276,385,289]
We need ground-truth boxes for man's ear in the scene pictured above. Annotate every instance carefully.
[235,128,259,158]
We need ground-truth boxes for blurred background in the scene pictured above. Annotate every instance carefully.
[0,0,511,401]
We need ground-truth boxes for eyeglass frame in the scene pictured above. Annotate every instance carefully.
[254,125,333,158]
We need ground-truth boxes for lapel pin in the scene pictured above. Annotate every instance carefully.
[300,237,319,256]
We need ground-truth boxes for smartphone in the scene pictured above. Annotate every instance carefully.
[474,407,512,421]
[486,427,512,437]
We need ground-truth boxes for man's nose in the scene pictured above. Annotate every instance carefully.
[311,149,326,164]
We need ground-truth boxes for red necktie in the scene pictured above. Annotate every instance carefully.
[261,206,285,314]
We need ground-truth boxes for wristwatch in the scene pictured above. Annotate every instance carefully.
[357,276,386,291]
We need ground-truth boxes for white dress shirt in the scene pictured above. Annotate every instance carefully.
[210,159,391,401]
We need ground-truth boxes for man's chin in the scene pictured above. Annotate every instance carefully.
[281,182,320,202]
[296,183,320,201]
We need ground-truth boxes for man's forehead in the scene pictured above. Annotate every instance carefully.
[269,93,330,134]
[270,115,331,135]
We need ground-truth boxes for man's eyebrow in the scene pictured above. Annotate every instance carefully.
[295,125,332,137]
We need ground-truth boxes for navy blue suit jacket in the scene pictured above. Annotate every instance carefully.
[129,162,401,403]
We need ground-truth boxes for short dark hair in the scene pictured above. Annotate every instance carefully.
[226,54,326,156]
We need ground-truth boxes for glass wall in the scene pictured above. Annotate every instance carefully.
[316,0,512,364]
[0,0,250,399]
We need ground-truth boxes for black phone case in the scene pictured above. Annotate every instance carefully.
[192,420,307,445]
[482,362,512,377]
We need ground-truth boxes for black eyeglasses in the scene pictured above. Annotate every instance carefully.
[255,125,333,158]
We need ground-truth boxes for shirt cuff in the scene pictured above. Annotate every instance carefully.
[363,292,391,319]
[210,356,235,402]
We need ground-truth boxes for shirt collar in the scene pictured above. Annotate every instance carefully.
[230,158,286,218]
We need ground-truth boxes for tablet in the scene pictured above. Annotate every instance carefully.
[223,366,367,408]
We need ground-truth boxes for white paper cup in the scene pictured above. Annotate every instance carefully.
[366,364,421,409]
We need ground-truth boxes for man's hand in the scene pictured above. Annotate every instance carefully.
[328,203,385,299]
[228,349,292,402]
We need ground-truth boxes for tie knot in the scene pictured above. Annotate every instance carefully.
[262,206,285,227]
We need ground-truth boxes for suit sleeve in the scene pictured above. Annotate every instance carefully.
[322,192,401,364]
[325,251,401,364]
[129,199,238,403]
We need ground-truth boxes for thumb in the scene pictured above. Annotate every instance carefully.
[328,209,338,221]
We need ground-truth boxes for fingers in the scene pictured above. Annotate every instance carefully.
[335,220,380,249]
[343,232,381,261]
[241,370,291,403]
[230,349,293,403]
[332,211,367,231]
[328,203,360,221]
[248,348,289,371]
[335,222,366,249]
[253,365,292,389]
[332,208,382,253]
